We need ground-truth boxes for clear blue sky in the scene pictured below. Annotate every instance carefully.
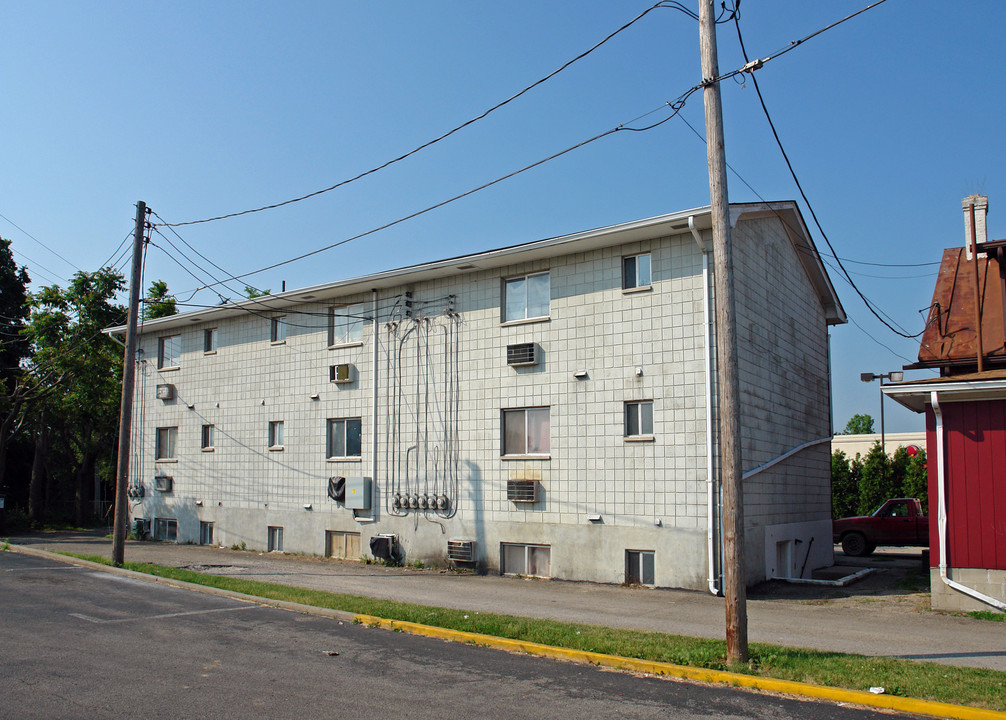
[2,1,1004,434]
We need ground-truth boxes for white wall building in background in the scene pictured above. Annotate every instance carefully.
[110,202,845,590]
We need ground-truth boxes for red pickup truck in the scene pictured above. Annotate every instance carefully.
[833,498,929,557]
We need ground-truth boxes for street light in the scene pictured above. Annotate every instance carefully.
[860,371,904,450]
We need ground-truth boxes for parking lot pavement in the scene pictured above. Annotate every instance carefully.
[10,531,1005,671]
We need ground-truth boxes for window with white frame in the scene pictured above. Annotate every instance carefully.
[201,424,214,451]
[158,335,180,369]
[622,253,651,290]
[503,271,549,323]
[327,418,362,459]
[326,530,361,559]
[270,316,286,343]
[268,421,284,449]
[502,407,550,456]
[267,526,284,552]
[203,328,217,353]
[328,303,365,346]
[624,401,653,438]
[501,543,551,577]
[155,426,177,460]
[625,549,655,585]
[154,518,178,542]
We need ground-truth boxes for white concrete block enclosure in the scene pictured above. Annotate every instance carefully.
[110,202,845,591]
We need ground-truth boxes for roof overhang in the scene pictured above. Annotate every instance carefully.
[106,201,845,336]
[883,370,1006,413]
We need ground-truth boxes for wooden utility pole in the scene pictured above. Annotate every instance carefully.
[112,201,147,567]
[698,0,748,664]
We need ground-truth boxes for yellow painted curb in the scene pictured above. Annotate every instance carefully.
[354,614,1006,720]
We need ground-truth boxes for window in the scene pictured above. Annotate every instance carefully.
[203,328,217,353]
[326,530,361,559]
[199,521,214,546]
[154,518,177,542]
[502,407,550,456]
[501,543,550,577]
[158,335,180,369]
[623,253,651,290]
[504,271,549,322]
[268,421,284,449]
[201,424,214,451]
[155,427,177,461]
[327,418,362,459]
[624,401,654,438]
[328,303,365,346]
[267,526,284,552]
[626,550,655,585]
[270,316,287,343]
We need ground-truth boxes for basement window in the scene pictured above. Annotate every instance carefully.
[154,518,177,542]
[500,543,550,578]
[625,549,655,586]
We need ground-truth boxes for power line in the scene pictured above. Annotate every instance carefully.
[0,210,82,273]
[9,247,65,286]
[163,1,674,228]
[731,2,920,339]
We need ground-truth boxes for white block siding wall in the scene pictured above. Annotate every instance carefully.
[127,208,840,590]
[733,214,835,581]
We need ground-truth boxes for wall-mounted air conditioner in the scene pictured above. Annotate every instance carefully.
[330,363,355,384]
[155,384,175,400]
[153,475,173,493]
[506,343,539,367]
[447,539,475,563]
[507,480,538,502]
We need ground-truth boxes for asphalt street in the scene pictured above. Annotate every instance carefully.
[1,550,916,720]
[11,532,1005,672]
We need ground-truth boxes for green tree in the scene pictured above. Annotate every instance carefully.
[25,268,126,523]
[841,413,875,434]
[831,450,859,519]
[858,441,898,515]
[244,285,270,298]
[142,279,176,320]
[902,448,928,513]
[0,237,32,493]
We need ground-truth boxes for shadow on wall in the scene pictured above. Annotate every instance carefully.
[135,493,203,545]
[465,460,485,568]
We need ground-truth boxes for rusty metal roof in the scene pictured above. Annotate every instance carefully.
[915,245,1006,372]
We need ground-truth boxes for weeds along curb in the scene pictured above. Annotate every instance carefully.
[10,544,1004,720]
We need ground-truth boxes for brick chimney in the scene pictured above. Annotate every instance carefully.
[963,194,989,260]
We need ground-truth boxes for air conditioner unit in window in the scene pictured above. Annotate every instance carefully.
[330,363,355,384]
[447,539,475,563]
[153,475,173,493]
[507,480,538,502]
[506,342,539,367]
[155,384,175,400]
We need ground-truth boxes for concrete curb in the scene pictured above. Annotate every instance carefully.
[10,544,1003,720]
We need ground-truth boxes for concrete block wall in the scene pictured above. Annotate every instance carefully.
[730,213,834,581]
[130,214,834,590]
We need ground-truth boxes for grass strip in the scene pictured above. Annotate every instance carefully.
[65,552,1006,711]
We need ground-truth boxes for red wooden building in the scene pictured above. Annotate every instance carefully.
[884,196,1006,613]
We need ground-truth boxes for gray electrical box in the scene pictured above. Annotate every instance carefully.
[345,476,371,510]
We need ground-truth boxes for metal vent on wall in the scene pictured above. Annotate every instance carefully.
[153,475,173,493]
[155,384,175,400]
[506,343,538,367]
[507,480,538,502]
[447,540,475,563]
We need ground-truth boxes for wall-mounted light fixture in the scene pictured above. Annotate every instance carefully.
[572,370,588,379]
[309,393,320,400]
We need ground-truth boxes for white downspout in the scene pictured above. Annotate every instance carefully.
[931,391,1006,611]
[690,216,719,596]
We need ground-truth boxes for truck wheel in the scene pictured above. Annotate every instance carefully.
[842,532,871,557]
